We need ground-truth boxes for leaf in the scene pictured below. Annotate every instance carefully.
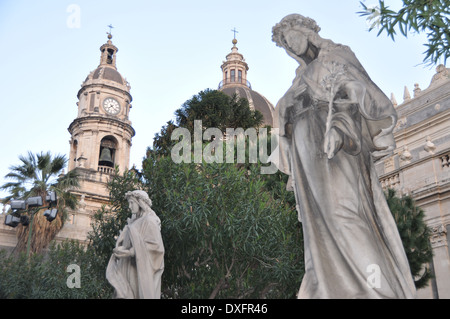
[359,0,450,65]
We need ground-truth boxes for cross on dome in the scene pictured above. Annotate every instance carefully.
[107,24,114,39]
[231,27,239,45]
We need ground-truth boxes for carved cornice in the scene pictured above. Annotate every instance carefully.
[68,116,135,137]
[379,148,450,180]
[395,80,450,116]
[77,82,132,101]
[69,188,110,204]
[430,224,448,248]
[393,108,450,141]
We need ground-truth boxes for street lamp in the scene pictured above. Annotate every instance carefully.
[26,196,43,208]
[5,199,27,228]
[4,193,58,227]
[46,191,57,205]
[43,208,58,222]
[10,199,26,210]
[20,215,30,226]
[4,214,21,227]
[3,191,59,256]
[44,191,58,222]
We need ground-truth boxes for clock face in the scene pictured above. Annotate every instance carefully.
[103,97,120,115]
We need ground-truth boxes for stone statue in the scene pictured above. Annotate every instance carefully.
[106,190,164,299]
[270,14,416,298]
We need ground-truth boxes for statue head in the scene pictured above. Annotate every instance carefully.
[125,190,152,219]
[272,14,320,47]
[272,14,323,65]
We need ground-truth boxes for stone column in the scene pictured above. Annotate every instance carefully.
[430,224,450,298]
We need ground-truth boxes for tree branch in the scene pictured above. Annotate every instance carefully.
[209,277,226,299]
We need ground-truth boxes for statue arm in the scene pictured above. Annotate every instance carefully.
[324,80,371,159]
[113,246,135,258]
[277,76,307,137]
[113,226,135,258]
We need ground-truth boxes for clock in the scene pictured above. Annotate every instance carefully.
[103,97,120,115]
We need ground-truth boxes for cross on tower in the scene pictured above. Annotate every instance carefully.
[231,27,239,39]
[107,24,114,37]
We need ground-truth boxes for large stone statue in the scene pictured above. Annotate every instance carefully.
[106,190,164,299]
[270,14,416,298]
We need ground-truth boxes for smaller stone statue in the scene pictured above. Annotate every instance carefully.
[106,190,164,299]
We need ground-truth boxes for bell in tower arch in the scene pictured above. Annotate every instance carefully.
[99,147,114,167]
[99,136,117,168]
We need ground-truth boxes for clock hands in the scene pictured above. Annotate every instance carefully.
[103,98,120,114]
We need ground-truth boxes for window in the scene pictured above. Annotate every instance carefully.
[230,69,235,82]
[107,49,114,64]
[98,136,117,168]
[89,93,95,111]
[238,70,242,83]
[72,140,78,162]
[68,214,76,225]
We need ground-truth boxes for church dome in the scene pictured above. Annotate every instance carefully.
[81,65,130,97]
[91,66,125,85]
[218,38,274,126]
[220,86,275,127]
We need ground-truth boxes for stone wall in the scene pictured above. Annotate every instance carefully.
[376,66,450,299]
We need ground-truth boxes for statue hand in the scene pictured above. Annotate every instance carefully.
[324,128,343,159]
[113,246,134,259]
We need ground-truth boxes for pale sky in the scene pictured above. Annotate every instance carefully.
[0,0,441,203]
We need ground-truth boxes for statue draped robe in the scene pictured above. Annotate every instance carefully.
[272,45,416,299]
[106,213,165,299]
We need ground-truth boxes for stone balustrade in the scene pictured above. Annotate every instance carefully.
[98,165,114,174]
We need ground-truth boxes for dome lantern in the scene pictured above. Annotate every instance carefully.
[218,35,274,126]
[219,36,250,89]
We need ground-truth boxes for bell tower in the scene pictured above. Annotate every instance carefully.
[60,31,135,243]
[68,32,135,176]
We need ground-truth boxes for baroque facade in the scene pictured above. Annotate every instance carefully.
[376,64,450,299]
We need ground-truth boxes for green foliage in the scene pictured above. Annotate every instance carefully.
[175,89,263,132]
[142,153,303,298]
[152,89,264,156]
[1,151,79,253]
[385,188,434,288]
[1,151,79,205]
[359,0,450,65]
[261,170,296,209]
[153,120,179,157]
[0,241,111,299]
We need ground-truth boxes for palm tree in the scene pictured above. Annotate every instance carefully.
[1,151,79,254]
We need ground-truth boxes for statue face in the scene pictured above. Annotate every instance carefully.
[128,198,140,218]
[283,29,308,56]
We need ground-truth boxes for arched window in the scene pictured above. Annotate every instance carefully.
[72,140,78,163]
[106,48,114,64]
[98,136,117,168]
